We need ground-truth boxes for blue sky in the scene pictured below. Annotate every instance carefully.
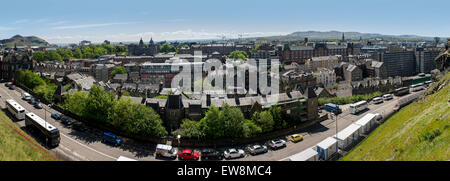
[1,0,448,44]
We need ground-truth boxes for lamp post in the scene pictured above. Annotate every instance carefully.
[177,134,181,148]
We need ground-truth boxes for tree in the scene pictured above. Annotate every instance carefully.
[228,50,247,61]
[74,48,82,59]
[63,91,89,117]
[110,66,126,80]
[220,104,246,138]
[269,106,286,130]
[251,111,274,133]
[199,105,224,139]
[159,43,176,53]
[83,85,116,124]
[243,120,262,138]
[33,51,46,62]
[173,119,204,139]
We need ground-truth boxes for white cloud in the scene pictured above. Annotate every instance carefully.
[13,19,29,24]
[52,22,136,30]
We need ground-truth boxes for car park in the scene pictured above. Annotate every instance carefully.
[267,139,286,150]
[178,149,199,160]
[290,134,303,143]
[51,113,61,120]
[102,132,122,146]
[72,122,88,132]
[246,144,268,155]
[200,149,224,160]
[155,144,177,159]
[372,97,384,104]
[224,148,245,159]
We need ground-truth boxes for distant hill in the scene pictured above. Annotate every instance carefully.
[0,35,49,47]
[248,31,440,41]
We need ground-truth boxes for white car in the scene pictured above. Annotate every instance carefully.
[224,148,245,159]
[268,139,286,150]
[382,94,393,101]
[372,97,384,104]
[22,92,31,101]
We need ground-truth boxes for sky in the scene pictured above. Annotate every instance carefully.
[1,0,449,44]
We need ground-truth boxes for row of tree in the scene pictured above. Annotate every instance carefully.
[33,44,128,62]
[63,85,168,138]
[172,105,287,139]
[16,70,57,103]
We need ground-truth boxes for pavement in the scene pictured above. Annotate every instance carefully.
[0,82,424,161]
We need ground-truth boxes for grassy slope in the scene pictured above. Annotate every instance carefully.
[342,72,450,161]
[0,110,59,161]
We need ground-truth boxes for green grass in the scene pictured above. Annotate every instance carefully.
[0,110,59,161]
[341,72,450,161]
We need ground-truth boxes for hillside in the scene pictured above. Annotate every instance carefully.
[0,110,59,161]
[341,72,450,161]
[248,31,439,41]
[0,35,49,47]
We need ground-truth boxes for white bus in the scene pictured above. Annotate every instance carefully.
[5,99,26,120]
[25,112,60,147]
[409,84,423,92]
[349,100,368,115]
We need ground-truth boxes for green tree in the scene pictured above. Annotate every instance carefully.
[269,106,286,130]
[83,85,116,124]
[74,48,82,59]
[63,91,89,116]
[199,105,224,139]
[251,111,275,133]
[220,104,246,138]
[173,119,204,139]
[159,43,176,53]
[110,66,126,80]
[243,119,262,138]
[32,51,46,62]
[228,50,247,61]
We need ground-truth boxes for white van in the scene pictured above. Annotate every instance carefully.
[22,92,31,101]
[382,94,393,101]
[155,144,177,159]
[372,97,384,104]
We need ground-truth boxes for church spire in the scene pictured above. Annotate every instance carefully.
[342,33,345,42]
[139,38,144,47]
[149,37,154,45]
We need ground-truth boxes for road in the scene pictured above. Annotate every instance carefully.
[0,82,424,161]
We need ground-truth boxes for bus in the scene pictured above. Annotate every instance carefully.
[409,84,423,92]
[25,112,60,148]
[5,99,26,120]
[349,100,368,115]
[394,87,409,96]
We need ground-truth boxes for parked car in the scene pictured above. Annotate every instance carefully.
[5,83,11,88]
[61,116,73,126]
[382,94,393,101]
[246,144,268,155]
[224,148,245,159]
[318,108,322,113]
[9,85,15,90]
[102,132,122,146]
[200,149,224,160]
[72,122,88,132]
[51,113,62,120]
[155,144,177,159]
[29,98,36,104]
[178,149,199,160]
[290,134,303,143]
[267,139,286,150]
[372,97,384,104]
[22,92,32,101]
[34,102,43,109]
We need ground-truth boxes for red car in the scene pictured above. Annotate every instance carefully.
[178,149,199,160]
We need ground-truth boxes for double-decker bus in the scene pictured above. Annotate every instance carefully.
[349,100,368,115]
[5,99,26,120]
[394,87,409,96]
[25,112,60,148]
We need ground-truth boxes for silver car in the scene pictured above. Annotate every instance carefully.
[224,148,245,159]
[246,144,268,155]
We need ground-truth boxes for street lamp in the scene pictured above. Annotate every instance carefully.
[177,134,181,148]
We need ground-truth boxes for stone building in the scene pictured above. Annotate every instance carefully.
[0,48,33,81]
[344,64,363,81]
[128,37,159,56]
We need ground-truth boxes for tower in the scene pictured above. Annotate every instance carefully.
[342,33,345,42]
[139,38,144,47]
